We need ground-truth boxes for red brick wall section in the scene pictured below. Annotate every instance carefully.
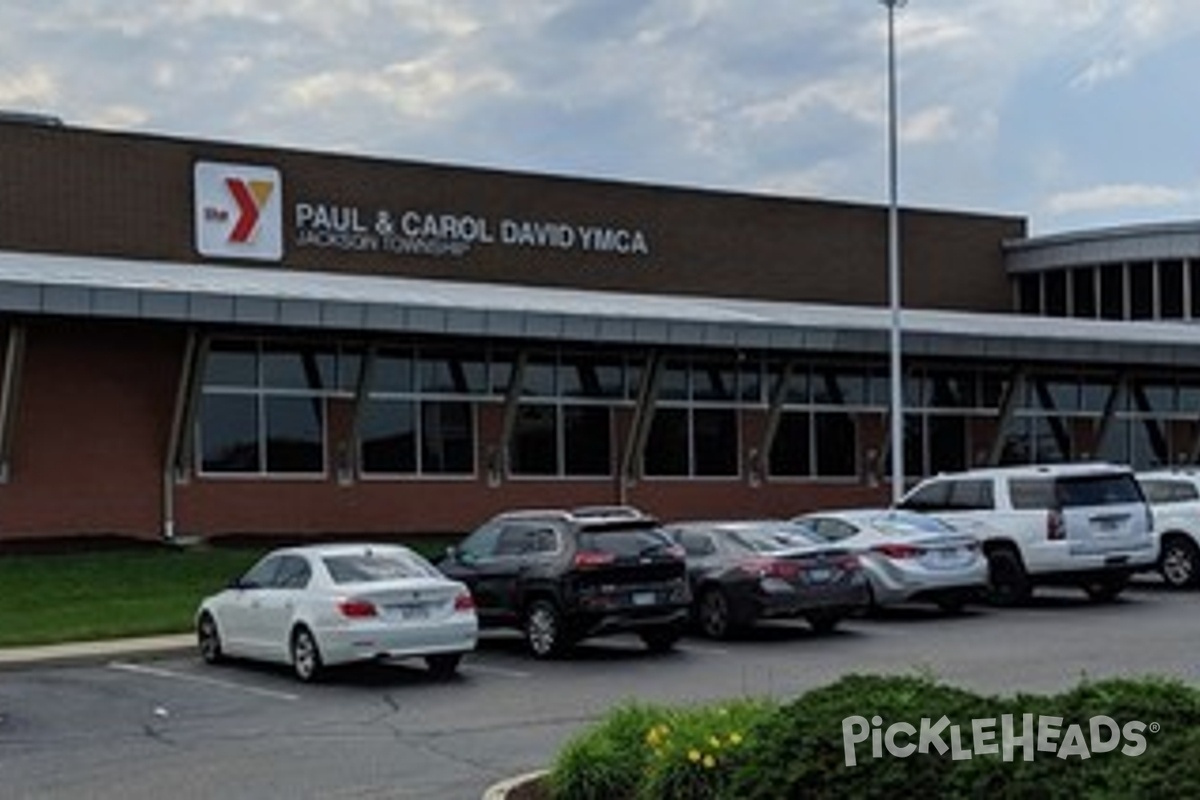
[0,320,183,540]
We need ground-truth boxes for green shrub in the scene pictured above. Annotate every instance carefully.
[547,703,671,800]
[550,674,1200,800]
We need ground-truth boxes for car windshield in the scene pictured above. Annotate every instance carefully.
[323,550,438,583]
[1055,474,1143,507]
[727,524,821,553]
[867,512,955,537]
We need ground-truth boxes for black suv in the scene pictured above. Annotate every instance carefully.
[439,506,691,658]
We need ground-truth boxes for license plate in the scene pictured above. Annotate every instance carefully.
[807,568,832,583]
[1094,520,1120,534]
[389,605,429,620]
[632,592,656,606]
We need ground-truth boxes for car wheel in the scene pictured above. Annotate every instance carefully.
[197,612,224,664]
[640,624,684,653]
[698,588,737,639]
[987,548,1032,607]
[1160,536,1200,589]
[524,599,570,659]
[1083,575,1128,603]
[806,613,841,634]
[425,653,463,680]
[290,626,324,682]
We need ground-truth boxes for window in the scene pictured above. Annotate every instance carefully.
[1129,262,1154,320]
[1044,271,1067,316]
[199,341,342,476]
[360,346,477,477]
[1160,260,1184,319]
[274,556,312,589]
[323,551,437,582]
[1072,267,1096,318]
[643,358,740,478]
[1017,273,1041,314]
[674,530,718,557]
[1140,479,1200,504]
[1100,263,1124,320]
[511,352,617,477]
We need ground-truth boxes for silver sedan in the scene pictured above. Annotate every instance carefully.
[196,543,478,681]
[790,509,988,613]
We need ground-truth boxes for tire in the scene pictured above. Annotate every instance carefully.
[986,548,1032,607]
[524,599,570,659]
[697,588,735,640]
[806,613,842,634]
[1160,535,1200,589]
[425,653,463,679]
[290,625,324,682]
[640,624,684,653]
[1083,575,1128,603]
[197,612,224,664]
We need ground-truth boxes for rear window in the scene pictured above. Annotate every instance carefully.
[577,524,674,556]
[868,511,956,537]
[1055,474,1144,507]
[323,551,438,583]
[726,524,821,553]
[1009,478,1055,510]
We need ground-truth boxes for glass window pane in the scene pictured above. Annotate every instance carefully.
[1161,260,1184,319]
[337,349,363,392]
[421,401,474,474]
[372,350,415,394]
[814,368,865,406]
[420,350,486,394]
[1044,271,1067,316]
[739,361,763,403]
[200,394,259,472]
[927,370,975,409]
[564,406,612,475]
[511,404,558,474]
[360,399,417,473]
[814,411,856,476]
[1072,267,1096,318]
[693,409,738,476]
[769,411,810,476]
[263,345,333,391]
[1100,263,1124,320]
[692,362,737,402]
[644,408,689,476]
[265,396,324,472]
[561,355,624,399]
[205,343,258,388]
[1129,262,1154,320]
[521,358,558,397]
[1018,273,1041,314]
[490,353,515,396]
[658,360,689,401]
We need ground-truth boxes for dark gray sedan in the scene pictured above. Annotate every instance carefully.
[663,520,870,639]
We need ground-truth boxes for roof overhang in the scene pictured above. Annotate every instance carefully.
[4,250,1200,368]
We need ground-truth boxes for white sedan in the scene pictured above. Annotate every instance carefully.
[790,509,989,613]
[196,543,478,681]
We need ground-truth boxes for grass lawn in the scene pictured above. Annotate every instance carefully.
[0,546,266,648]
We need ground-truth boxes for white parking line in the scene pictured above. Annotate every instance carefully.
[108,661,300,701]
[460,662,533,679]
[676,643,732,656]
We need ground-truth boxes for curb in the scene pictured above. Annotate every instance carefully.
[0,634,195,671]
[482,769,549,800]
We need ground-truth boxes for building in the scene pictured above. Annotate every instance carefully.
[2,117,1200,543]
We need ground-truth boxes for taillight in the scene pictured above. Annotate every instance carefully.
[573,551,617,568]
[1047,510,1066,541]
[337,598,378,618]
[453,591,475,612]
[871,543,921,559]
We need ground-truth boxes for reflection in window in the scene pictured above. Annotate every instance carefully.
[644,408,689,476]
[563,406,612,476]
[200,394,259,472]
[360,400,418,474]
[511,405,558,475]
[265,396,324,472]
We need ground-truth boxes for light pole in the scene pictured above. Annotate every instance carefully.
[882,0,906,504]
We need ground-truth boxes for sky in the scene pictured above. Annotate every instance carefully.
[2,0,1199,237]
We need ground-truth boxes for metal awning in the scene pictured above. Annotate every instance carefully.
[4,249,1200,367]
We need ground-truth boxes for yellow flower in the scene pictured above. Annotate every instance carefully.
[688,749,701,763]
[729,732,743,746]
[703,754,716,769]
[708,735,722,749]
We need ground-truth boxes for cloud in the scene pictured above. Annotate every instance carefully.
[1069,54,1133,89]
[0,66,57,106]
[1046,183,1190,214]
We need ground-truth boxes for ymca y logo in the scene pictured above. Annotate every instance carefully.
[194,162,283,261]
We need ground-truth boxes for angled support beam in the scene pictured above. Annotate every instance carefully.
[0,323,27,483]
[1093,374,1129,459]
[619,351,664,498]
[345,344,378,485]
[491,350,529,487]
[756,360,796,484]
[162,329,205,541]
[986,368,1027,466]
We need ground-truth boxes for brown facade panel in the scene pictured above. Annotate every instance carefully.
[0,122,1023,311]
[0,320,182,539]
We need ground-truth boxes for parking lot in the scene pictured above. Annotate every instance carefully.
[1,579,1196,800]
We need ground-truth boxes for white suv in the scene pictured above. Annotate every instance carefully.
[899,463,1156,605]
[1135,470,1200,589]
